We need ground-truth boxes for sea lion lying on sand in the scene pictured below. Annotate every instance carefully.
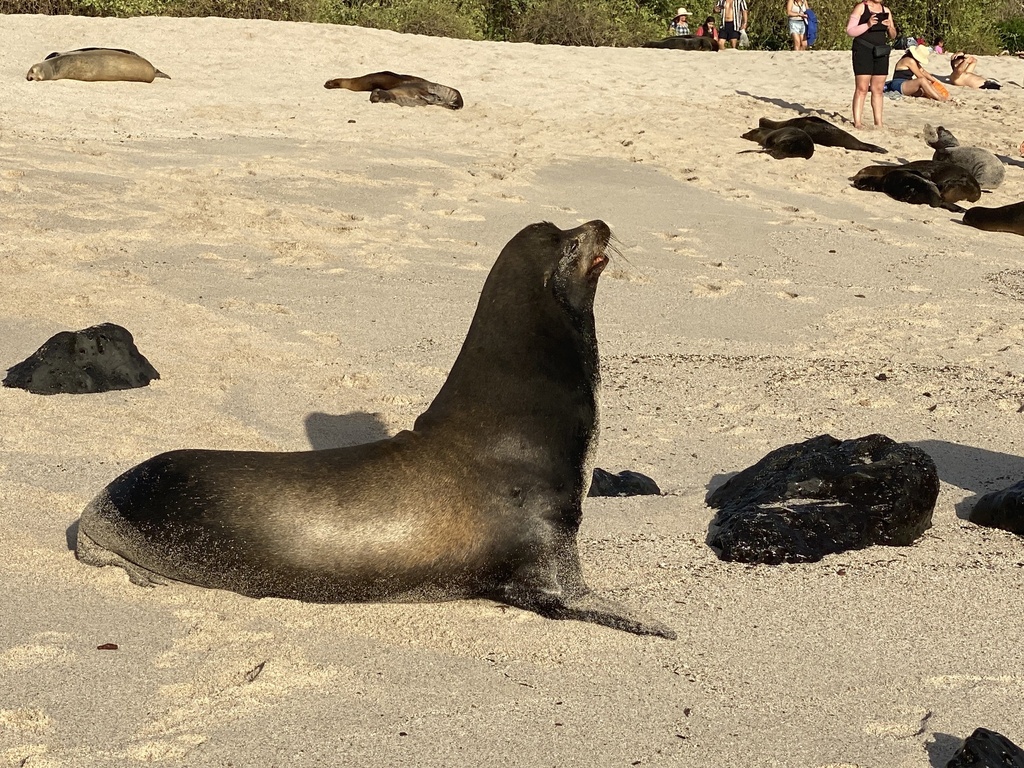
[642,36,716,51]
[740,126,815,159]
[851,161,981,212]
[963,202,1024,235]
[324,71,463,110]
[924,124,1004,189]
[26,47,169,82]
[757,116,887,153]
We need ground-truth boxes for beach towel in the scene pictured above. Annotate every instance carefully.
[805,8,818,46]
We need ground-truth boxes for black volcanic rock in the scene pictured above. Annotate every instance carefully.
[706,433,938,564]
[969,480,1024,535]
[4,323,159,395]
[589,468,661,497]
[947,727,1024,768]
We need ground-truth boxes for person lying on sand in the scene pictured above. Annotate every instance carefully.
[885,45,949,101]
[948,52,1001,89]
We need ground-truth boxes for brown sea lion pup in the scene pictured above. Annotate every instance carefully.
[642,36,717,51]
[758,116,886,154]
[26,47,169,83]
[852,161,980,205]
[76,220,675,640]
[851,167,966,212]
[324,71,463,110]
[963,202,1024,235]
[741,126,815,159]
[924,124,1005,190]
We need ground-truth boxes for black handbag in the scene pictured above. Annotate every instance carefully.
[872,44,891,57]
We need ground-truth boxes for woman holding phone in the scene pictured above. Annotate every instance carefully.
[846,0,897,128]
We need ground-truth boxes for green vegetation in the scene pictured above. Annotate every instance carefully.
[3,0,1020,52]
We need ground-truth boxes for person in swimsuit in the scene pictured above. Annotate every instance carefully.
[846,0,897,129]
[949,52,1002,89]
[787,0,810,51]
[715,0,748,49]
[889,45,949,100]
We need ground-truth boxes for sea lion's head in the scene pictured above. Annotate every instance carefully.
[26,64,47,81]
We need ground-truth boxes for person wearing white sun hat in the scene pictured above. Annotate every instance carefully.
[670,7,691,35]
[887,44,950,101]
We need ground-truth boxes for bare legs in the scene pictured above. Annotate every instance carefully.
[791,31,807,51]
[852,74,887,129]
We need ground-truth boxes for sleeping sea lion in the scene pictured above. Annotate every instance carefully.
[75,220,675,639]
[758,116,887,154]
[26,47,169,83]
[740,126,815,159]
[324,71,463,110]
[852,160,980,206]
[963,202,1024,235]
[642,36,716,51]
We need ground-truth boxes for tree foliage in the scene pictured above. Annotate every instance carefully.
[1,0,1020,51]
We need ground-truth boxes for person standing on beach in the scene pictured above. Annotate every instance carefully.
[846,0,897,129]
[786,0,810,50]
[715,0,748,49]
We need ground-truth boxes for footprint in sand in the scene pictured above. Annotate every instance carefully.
[692,279,745,297]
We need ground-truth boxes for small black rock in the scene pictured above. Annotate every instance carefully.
[589,468,661,497]
[4,323,160,395]
[969,480,1024,535]
[706,434,938,564]
[947,727,1024,768]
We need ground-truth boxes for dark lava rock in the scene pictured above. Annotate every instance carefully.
[589,468,661,497]
[4,323,160,395]
[969,480,1024,535]
[705,433,938,564]
[947,727,1024,768]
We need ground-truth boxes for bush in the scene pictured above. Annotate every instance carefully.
[512,0,664,46]
[317,0,485,39]
[997,16,1024,52]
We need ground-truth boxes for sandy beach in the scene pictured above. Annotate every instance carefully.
[2,14,1024,767]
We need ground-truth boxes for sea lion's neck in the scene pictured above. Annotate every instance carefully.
[414,289,600,453]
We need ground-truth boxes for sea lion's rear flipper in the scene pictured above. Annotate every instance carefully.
[542,591,678,639]
[154,69,170,79]
[940,201,967,213]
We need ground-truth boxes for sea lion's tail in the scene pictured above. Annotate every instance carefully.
[154,69,171,79]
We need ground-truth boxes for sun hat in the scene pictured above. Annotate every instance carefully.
[908,44,931,65]
[676,7,690,16]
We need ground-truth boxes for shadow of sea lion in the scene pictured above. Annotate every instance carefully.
[304,411,391,450]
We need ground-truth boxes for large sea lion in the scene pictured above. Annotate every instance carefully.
[324,71,463,110]
[852,167,966,212]
[924,124,1005,190]
[740,126,815,159]
[852,160,980,209]
[26,47,169,83]
[642,36,716,51]
[963,201,1024,235]
[757,116,887,154]
[76,221,675,639]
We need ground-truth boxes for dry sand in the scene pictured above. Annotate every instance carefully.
[2,14,1024,767]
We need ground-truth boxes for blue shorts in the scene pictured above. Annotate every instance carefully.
[788,18,806,35]
[886,77,912,93]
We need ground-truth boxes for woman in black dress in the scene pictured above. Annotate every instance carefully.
[846,0,897,128]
